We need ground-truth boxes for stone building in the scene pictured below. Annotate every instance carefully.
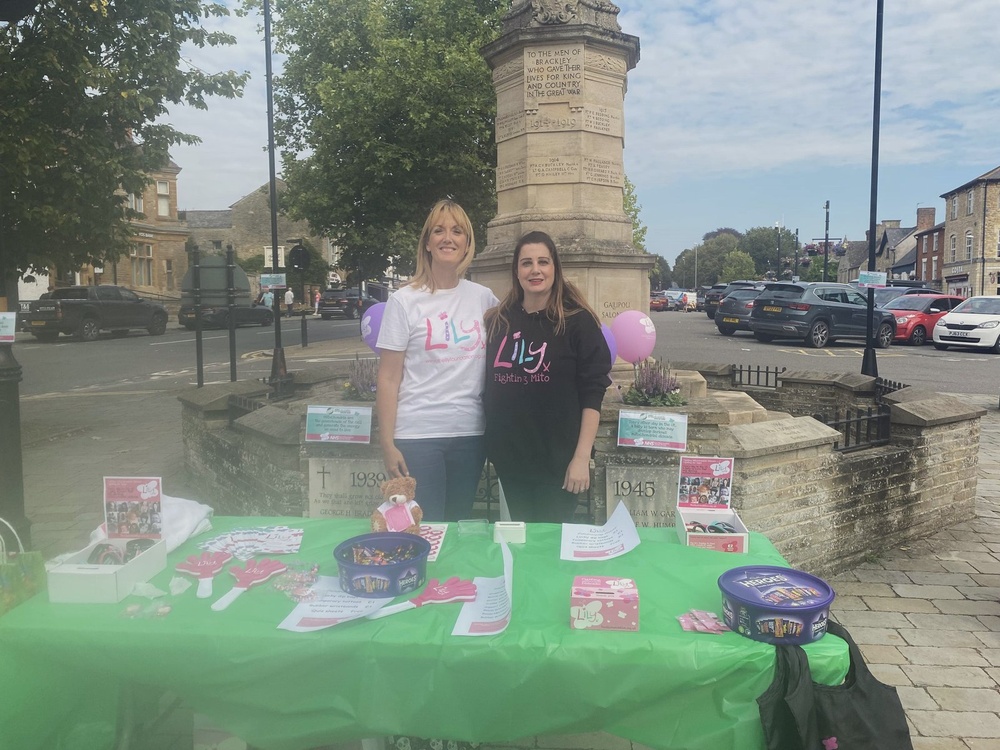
[913,220,945,287]
[182,180,333,275]
[940,165,1000,297]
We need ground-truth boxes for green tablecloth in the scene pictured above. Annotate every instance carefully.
[0,518,849,750]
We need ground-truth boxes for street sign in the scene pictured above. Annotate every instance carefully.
[857,271,887,288]
[261,273,287,291]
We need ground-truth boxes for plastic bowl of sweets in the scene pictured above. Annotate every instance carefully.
[333,532,431,598]
[718,565,835,645]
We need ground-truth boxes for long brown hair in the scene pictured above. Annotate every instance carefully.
[407,199,476,292]
[486,231,599,337]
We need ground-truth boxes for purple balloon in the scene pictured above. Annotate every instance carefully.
[601,323,617,364]
[610,309,657,364]
[361,302,386,352]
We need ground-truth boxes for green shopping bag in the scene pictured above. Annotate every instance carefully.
[0,518,46,616]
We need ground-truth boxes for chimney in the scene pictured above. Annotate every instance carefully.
[882,219,901,229]
[916,207,935,231]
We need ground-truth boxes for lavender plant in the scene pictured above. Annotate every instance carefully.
[344,355,378,401]
[621,359,686,407]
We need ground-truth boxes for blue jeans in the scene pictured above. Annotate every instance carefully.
[395,436,486,521]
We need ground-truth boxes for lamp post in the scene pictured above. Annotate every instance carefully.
[823,201,831,282]
[793,228,799,280]
[262,0,288,392]
[775,222,781,279]
[861,0,884,378]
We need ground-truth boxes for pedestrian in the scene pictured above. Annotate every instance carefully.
[484,230,612,523]
[313,289,321,316]
[261,289,274,309]
[375,199,498,521]
[284,288,294,317]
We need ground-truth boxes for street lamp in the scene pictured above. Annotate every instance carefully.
[861,0,885,379]
[823,201,831,282]
[775,222,781,279]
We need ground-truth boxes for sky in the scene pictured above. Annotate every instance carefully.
[165,0,1000,267]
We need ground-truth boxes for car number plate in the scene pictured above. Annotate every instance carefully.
[31,320,45,326]
[722,317,740,324]
[763,306,782,313]
[951,331,969,337]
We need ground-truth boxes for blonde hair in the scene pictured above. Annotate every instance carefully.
[407,199,476,292]
[486,230,600,338]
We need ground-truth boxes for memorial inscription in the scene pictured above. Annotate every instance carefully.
[605,465,679,528]
[528,156,580,183]
[582,156,623,187]
[497,160,527,192]
[308,457,385,520]
[525,44,584,105]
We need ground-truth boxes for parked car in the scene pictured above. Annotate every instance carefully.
[715,287,764,335]
[318,288,376,320]
[933,296,1000,353]
[704,280,759,319]
[649,292,669,312]
[748,281,896,348]
[23,285,168,342]
[695,290,707,311]
[883,294,965,346]
[871,285,938,307]
[178,303,274,330]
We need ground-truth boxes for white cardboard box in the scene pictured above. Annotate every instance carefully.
[47,538,167,603]
[675,456,749,554]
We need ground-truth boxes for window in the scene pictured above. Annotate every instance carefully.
[996,228,1000,259]
[951,196,958,220]
[157,181,170,217]
[933,234,939,253]
[921,258,927,279]
[212,240,222,250]
[967,189,975,215]
[966,231,974,260]
[950,235,957,262]
[932,257,938,279]
[130,244,153,286]
[127,193,144,214]
[165,259,174,291]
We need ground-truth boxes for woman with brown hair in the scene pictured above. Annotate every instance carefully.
[375,200,498,521]
[484,231,612,523]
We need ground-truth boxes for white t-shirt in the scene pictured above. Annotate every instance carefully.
[377,280,499,439]
[284,289,294,305]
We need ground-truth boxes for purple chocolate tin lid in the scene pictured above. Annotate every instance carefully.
[718,565,834,610]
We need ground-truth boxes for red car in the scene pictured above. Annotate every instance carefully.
[883,293,965,346]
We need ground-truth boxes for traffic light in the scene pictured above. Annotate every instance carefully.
[288,244,310,271]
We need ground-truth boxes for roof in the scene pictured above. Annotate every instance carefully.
[914,221,945,238]
[183,210,233,229]
[941,164,1000,197]
[878,226,916,256]
[891,247,918,271]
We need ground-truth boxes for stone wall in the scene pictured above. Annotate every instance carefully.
[179,367,984,577]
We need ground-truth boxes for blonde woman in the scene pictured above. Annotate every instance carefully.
[376,200,498,521]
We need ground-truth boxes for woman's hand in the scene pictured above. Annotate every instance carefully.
[562,455,591,495]
[382,444,409,479]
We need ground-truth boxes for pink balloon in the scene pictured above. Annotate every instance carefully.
[601,323,617,364]
[361,302,386,352]
[610,310,656,364]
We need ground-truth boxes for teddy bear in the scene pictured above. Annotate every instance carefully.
[371,476,423,535]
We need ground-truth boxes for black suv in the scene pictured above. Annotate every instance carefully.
[318,288,376,320]
[704,280,760,320]
[749,282,896,348]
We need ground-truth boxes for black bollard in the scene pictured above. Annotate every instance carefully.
[0,342,30,548]
[300,309,308,348]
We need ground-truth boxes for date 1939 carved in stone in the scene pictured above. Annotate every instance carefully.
[531,0,577,24]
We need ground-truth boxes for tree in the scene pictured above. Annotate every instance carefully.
[674,232,739,288]
[268,0,505,283]
[719,250,757,283]
[739,226,799,280]
[624,176,648,252]
[1,1,247,286]
[648,254,672,290]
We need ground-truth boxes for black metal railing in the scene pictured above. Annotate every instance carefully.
[813,405,891,452]
[732,364,786,389]
[874,376,906,405]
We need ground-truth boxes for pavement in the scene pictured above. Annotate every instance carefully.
[12,332,1000,750]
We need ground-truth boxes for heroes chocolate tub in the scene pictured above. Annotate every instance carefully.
[334,532,430,598]
[718,565,835,645]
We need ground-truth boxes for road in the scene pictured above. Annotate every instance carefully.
[648,309,999,396]
[12,316,364,396]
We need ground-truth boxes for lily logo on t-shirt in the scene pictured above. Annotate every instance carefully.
[493,331,549,374]
[424,312,485,352]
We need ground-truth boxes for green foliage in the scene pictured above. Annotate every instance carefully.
[621,360,686,408]
[738,226,799,280]
[1,1,247,280]
[796,255,840,282]
[649,254,672,290]
[673,232,739,287]
[719,250,757,283]
[624,176,648,252]
[265,0,505,284]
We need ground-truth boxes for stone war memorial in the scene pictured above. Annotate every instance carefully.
[471,0,654,320]
[179,0,985,578]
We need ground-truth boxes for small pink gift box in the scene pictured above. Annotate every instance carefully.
[570,576,639,632]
